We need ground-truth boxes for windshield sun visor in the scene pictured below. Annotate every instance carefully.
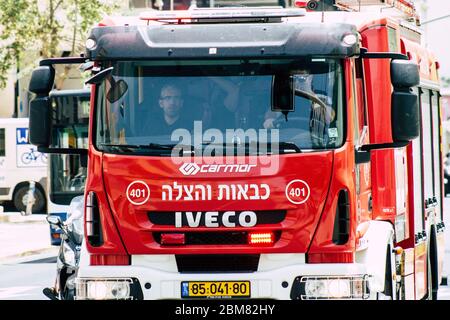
[86,23,360,61]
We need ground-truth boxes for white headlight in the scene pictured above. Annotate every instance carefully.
[304,279,327,297]
[328,279,351,298]
[87,282,108,300]
[301,276,369,300]
[111,282,130,299]
[77,278,133,300]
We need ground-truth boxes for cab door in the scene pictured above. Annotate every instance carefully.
[353,58,372,225]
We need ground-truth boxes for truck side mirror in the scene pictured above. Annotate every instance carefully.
[271,73,295,113]
[359,52,421,151]
[29,66,55,95]
[28,66,55,148]
[46,215,62,226]
[391,90,419,142]
[391,59,420,88]
[29,97,52,147]
[390,59,420,143]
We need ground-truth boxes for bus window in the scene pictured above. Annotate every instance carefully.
[49,90,90,206]
[0,128,5,157]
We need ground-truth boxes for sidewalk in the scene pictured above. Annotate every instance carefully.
[0,209,57,264]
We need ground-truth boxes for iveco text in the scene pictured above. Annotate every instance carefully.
[175,211,257,228]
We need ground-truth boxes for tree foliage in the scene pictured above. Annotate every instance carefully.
[0,0,115,88]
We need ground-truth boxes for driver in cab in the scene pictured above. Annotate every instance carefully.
[262,71,335,133]
[148,83,195,135]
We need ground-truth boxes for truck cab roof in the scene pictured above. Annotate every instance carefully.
[86,8,361,61]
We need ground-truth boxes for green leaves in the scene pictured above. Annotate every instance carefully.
[0,0,115,89]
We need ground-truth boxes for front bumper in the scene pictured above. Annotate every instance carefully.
[76,254,373,300]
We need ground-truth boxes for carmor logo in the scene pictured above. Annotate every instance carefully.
[179,163,257,176]
[179,163,201,176]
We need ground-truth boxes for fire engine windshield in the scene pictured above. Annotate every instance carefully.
[95,58,344,155]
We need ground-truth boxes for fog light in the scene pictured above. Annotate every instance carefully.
[295,276,369,300]
[76,278,133,300]
[111,282,130,299]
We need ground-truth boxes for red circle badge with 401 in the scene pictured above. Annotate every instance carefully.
[285,179,310,204]
[126,181,150,205]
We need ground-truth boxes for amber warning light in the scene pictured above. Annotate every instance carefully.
[139,8,306,22]
[248,232,275,245]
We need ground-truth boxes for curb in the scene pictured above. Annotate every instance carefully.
[0,212,47,224]
[0,247,58,265]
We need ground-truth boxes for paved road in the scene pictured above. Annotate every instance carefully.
[0,260,55,300]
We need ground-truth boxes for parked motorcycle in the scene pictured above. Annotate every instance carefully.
[43,195,84,300]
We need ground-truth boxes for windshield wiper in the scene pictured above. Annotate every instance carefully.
[100,141,301,155]
[100,143,171,150]
[99,143,195,155]
[201,141,301,154]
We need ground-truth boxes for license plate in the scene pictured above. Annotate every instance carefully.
[181,281,250,299]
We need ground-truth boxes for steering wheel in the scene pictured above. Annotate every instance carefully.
[272,116,310,129]
[295,89,328,110]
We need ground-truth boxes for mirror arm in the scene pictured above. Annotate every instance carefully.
[360,48,409,61]
[40,57,88,66]
[37,147,88,155]
[85,67,114,85]
[357,141,410,164]
[360,141,409,152]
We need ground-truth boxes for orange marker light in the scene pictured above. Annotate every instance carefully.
[248,232,275,245]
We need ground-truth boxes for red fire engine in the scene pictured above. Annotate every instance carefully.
[28,0,444,300]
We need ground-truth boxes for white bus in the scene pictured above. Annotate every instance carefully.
[0,118,47,212]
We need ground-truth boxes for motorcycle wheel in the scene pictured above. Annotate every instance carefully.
[62,286,75,300]
[59,269,76,300]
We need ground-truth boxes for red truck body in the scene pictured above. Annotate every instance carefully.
[28,2,445,300]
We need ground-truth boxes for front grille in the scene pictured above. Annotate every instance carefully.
[176,254,260,273]
[154,231,281,245]
[154,231,246,245]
